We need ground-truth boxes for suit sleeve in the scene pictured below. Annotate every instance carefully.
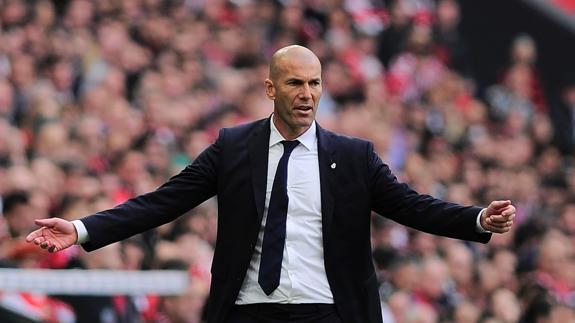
[367,142,490,243]
[80,129,223,251]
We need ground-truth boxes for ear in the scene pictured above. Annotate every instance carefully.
[265,79,275,100]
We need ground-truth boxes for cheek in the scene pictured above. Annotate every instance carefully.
[313,89,322,100]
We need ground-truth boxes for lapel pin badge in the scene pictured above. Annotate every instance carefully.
[331,162,336,169]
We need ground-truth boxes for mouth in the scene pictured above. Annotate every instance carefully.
[294,105,313,112]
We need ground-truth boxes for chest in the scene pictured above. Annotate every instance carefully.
[266,147,322,216]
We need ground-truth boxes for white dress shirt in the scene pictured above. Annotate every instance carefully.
[235,119,334,304]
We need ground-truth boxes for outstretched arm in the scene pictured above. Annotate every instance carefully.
[26,218,78,253]
[26,129,222,253]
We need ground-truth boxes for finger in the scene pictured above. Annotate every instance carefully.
[26,229,44,242]
[502,205,516,217]
[486,214,513,225]
[33,237,46,245]
[34,218,59,228]
[490,218,513,229]
[486,216,506,224]
[489,214,515,223]
[487,221,509,230]
[487,218,514,231]
[489,200,511,211]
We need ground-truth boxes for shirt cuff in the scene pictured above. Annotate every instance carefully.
[71,220,90,244]
[476,208,491,233]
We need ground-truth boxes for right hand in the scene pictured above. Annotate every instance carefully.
[26,218,78,253]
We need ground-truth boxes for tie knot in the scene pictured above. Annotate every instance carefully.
[281,140,299,155]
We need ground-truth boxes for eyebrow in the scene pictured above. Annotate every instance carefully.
[285,77,321,84]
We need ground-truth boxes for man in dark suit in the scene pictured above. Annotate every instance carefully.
[27,45,515,323]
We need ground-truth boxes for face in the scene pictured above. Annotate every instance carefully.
[266,47,322,139]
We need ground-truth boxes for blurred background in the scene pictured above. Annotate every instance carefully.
[0,0,574,322]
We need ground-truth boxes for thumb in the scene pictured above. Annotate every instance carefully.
[34,218,59,228]
[488,200,511,211]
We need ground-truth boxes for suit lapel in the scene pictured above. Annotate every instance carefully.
[317,124,336,246]
[248,118,271,224]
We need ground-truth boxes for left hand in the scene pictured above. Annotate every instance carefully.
[480,200,516,233]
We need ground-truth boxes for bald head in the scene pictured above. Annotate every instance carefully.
[264,45,322,140]
[269,45,321,82]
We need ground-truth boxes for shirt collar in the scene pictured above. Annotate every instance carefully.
[269,115,316,151]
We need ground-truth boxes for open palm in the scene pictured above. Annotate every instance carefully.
[26,218,77,253]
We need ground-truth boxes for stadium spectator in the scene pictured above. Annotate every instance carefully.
[0,0,569,321]
[2,190,35,239]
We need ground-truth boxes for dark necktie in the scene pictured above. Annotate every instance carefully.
[258,140,300,295]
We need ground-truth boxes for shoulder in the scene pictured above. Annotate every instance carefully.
[318,125,373,152]
[218,118,269,140]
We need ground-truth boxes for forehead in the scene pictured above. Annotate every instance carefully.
[276,55,322,80]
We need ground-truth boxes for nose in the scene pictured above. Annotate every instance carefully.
[299,84,312,99]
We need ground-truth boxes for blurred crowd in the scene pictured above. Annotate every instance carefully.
[1,0,575,322]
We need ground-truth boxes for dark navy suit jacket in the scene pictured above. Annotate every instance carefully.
[80,117,491,323]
